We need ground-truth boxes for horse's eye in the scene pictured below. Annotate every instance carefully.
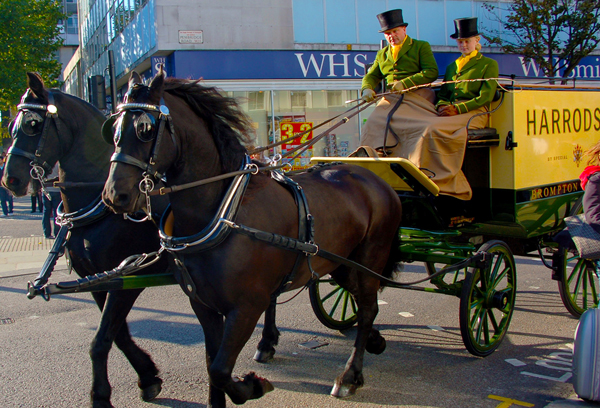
[134,113,156,142]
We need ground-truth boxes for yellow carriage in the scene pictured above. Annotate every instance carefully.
[309,84,600,356]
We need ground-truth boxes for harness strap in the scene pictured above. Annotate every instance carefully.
[6,146,52,173]
[269,171,313,298]
[110,152,163,179]
[26,224,70,298]
[228,220,491,288]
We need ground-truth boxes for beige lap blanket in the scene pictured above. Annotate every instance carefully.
[359,91,487,200]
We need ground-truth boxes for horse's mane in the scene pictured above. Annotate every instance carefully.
[163,78,254,172]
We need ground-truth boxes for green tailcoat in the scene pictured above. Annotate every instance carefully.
[436,53,499,114]
[361,36,439,92]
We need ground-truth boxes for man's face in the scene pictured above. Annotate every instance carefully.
[384,26,407,46]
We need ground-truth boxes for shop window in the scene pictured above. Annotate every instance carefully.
[248,91,265,110]
[327,90,343,107]
[290,91,307,108]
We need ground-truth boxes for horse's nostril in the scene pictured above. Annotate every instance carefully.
[6,177,20,187]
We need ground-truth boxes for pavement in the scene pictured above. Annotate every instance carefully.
[0,197,599,407]
[0,196,67,279]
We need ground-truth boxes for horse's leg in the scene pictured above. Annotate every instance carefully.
[331,271,382,398]
[189,299,226,408]
[253,299,280,363]
[90,289,161,408]
[208,308,274,405]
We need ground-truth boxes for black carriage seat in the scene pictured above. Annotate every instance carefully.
[465,90,504,148]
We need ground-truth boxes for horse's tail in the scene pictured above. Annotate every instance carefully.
[382,226,401,281]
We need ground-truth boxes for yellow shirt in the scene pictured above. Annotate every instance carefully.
[455,50,478,73]
[392,36,408,60]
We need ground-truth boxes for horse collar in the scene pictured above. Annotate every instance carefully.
[158,155,253,253]
[56,195,112,229]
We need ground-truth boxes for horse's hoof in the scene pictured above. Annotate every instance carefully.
[140,378,163,401]
[253,348,275,363]
[331,372,364,398]
[247,372,274,400]
[330,382,357,398]
[366,333,386,355]
[92,401,115,408]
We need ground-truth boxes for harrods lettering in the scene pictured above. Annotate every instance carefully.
[526,108,600,135]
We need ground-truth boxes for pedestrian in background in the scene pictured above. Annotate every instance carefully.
[42,164,61,239]
[0,154,14,217]
[30,187,43,213]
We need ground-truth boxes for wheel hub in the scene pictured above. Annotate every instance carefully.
[489,290,510,311]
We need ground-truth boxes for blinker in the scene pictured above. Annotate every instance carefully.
[133,111,157,142]
[101,114,118,145]
[11,110,45,137]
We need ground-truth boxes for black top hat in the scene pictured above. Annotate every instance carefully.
[377,9,408,32]
[450,17,479,39]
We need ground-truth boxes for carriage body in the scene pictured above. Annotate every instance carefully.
[309,85,600,355]
[462,88,598,243]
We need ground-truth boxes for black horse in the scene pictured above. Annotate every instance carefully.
[102,69,402,407]
[1,73,170,408]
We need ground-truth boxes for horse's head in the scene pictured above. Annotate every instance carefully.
[102,69,179,214]
[103,68,255,215]
[2,73,63,196]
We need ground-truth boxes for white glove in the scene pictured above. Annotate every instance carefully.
[361,88,376,102]
[391,81,405,92]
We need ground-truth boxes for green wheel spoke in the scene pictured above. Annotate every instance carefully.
[474,306,485,344]
[321,285,343,303]
[487,309,500,333]
[572,267,585,302]
[588,269,599,306]
[340,291,350,321]
[488,253,504,288]
[328,290,344,317]
[482,312,490,345]
[567,264,580,286]
[491,265,509,289]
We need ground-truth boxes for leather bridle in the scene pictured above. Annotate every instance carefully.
[7,90,65,196]
[104,102,177,183]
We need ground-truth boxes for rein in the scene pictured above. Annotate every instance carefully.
[248,100,375,156]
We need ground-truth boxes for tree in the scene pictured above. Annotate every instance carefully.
[0,0,64,110]
[483,0,600,83]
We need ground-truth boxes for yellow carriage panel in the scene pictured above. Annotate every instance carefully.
[490,88,600,191]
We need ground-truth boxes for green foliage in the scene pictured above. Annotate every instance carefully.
[484,0,600,82]
[0,0,65,110]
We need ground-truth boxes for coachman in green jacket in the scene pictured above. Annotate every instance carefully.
[360,9,438,101]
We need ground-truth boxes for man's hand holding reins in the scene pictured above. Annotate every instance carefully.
[437,104,458,116]
[361,88,376,102]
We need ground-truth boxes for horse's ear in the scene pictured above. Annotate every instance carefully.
[128,71,142,88]
[148,66,165,102]
[26,72,45,98]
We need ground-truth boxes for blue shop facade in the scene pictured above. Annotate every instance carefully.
[129,50,600,160]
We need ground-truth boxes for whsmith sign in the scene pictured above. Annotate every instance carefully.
[158,50,600,81]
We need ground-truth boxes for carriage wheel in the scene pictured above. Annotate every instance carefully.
[558,251,600,318]
[459,240,516,357]
[309,275,358,331]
